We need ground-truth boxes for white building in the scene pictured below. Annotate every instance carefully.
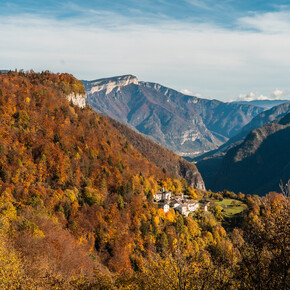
[176,204,188,216]
[158,202,170,213]
[187,201,199,212]
[176,201,199,216]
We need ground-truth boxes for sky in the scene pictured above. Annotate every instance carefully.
[1,0,290,101]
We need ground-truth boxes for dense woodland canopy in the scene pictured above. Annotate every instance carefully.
[0,71,289,289]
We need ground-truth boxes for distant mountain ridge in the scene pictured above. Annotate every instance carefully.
[83,75,264,157]
[195,102,290,161]
[233,99,290,108]
[197,112,290,195]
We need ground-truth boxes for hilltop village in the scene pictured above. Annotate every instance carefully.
[154,188,210,216]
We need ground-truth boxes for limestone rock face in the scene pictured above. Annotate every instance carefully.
[178,159,206,190]
[66,93,86,108]
[86,75,138,95]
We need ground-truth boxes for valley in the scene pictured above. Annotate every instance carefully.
[84,74,290,196]
[0,70,288,289]
[3,0,290,288]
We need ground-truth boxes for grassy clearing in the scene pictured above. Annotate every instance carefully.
[214,198,246,218]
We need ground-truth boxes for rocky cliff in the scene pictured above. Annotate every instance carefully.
[84,75,138,95]
[66,92,86,108]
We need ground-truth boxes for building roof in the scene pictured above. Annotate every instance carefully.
[199,200,210,204]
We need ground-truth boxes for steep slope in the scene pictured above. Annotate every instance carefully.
[142,82,263,138]
[108,117,205,189]
[231,102,290,142]
[195,102,290,162]
[0,71,204,194]
[0,72,288,289]
[198,113,290,195]
[0,71,207,281]
[84,75,263,157]
[0,71,173,195]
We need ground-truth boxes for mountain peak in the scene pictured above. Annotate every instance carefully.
[85,76,263,157]
[84,74,138,95]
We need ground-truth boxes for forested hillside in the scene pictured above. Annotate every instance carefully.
[197,113,290,195]
[0,71,289,289]
[196,102,290,162]
[107,116,205,189]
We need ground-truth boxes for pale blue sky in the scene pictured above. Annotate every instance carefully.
[1,1,290,100]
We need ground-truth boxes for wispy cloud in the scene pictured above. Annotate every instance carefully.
[238,92,271,101]
[184,0,213,10]
[1,6,290,101]
[238,89,290,101]
[180,89,193,95]
[271,89,290,100]
[238,11,290,33]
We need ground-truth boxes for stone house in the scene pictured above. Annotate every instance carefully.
[187,201,199,212]
[176,204,188,216]
[176,200,199,216]
[169,198,181,209]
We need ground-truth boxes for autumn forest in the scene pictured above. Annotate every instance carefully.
[0,71,289,289]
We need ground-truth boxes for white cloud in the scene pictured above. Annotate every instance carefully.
[238,89,290,101]
[181,90,202,98]
[271,88,283,99]
[1,11,290,101]
[238,11,290,34]
[238,92,269,101]
[184,0,212,10]
[180,89,194,95]
[271,88,290,100]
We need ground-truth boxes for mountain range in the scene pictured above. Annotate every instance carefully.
[234,99,290,109]
[83,75,264,157]
[197,112,290,195]
[83,74,290,195]
[194,102,290,161]
[2,71,288,196]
